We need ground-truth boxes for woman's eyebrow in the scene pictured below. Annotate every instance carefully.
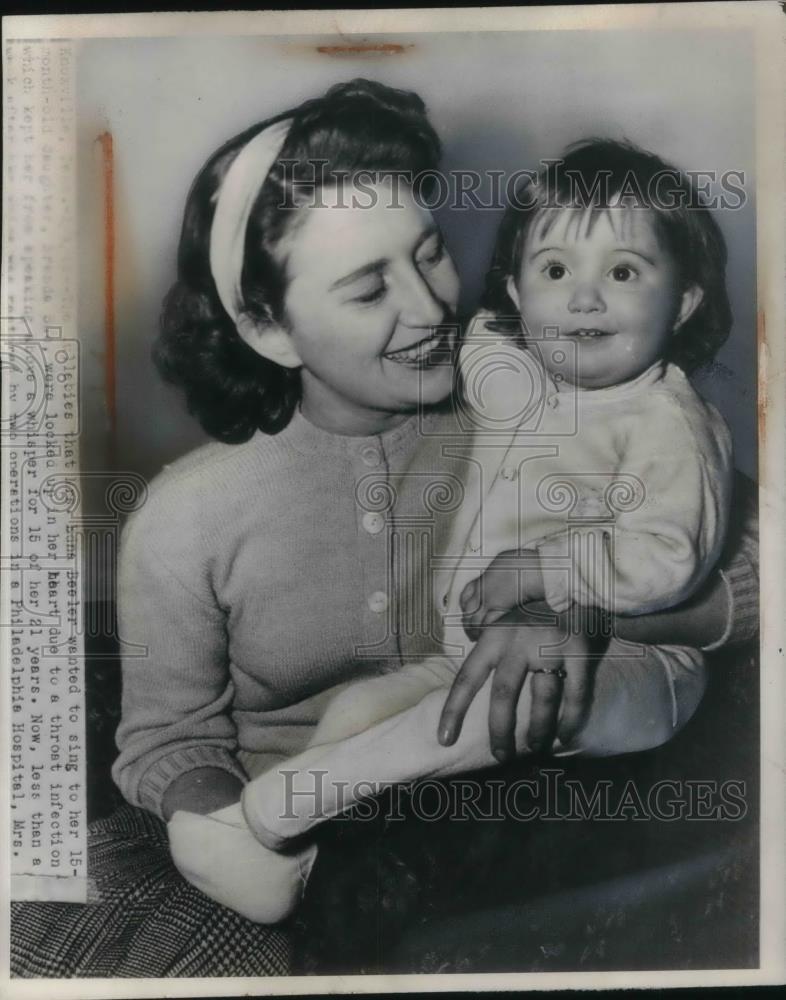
[329,226,440,290]
[329,259,387,291]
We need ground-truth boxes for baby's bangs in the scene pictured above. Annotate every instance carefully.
[526,203,644,245]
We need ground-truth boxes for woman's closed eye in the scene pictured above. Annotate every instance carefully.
[348,279,387,306]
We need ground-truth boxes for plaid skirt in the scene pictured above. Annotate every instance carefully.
[10,803,291,979]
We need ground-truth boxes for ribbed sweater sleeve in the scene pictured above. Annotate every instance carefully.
[111,496,248,818]
[703,469,759,651]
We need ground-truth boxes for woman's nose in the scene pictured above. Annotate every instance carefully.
[398,269,446,328]
[568,281,606,314]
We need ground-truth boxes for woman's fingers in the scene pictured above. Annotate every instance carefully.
[526,669,564,753]
[556,660,593,747]
[487,659,529,762]
[438,632,500,746]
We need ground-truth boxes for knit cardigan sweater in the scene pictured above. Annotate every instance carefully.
[113,406,759,819]
[113,407,471,816]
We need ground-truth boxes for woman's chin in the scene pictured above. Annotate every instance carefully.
[406,363,454,406]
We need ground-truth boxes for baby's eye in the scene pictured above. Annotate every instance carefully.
[609,264,638,282]
[543,262,568,280]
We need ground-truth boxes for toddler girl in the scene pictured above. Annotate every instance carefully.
[172,138,734,920]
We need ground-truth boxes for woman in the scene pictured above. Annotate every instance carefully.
[11,78,758,978]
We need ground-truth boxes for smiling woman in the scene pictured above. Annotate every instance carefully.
[113,80,471,831]
[155,78,453,443]
[255,181,459,435]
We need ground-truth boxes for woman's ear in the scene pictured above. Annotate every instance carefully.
[506,275,521,311]
[673,284,704,332]
[235,313,302,369]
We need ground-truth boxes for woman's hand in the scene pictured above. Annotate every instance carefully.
[459,549,545,639]
[438,604,601,762]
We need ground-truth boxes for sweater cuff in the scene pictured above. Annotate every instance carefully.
[534,535,573,614]
[138,747,249,820]
[702,551,759,652]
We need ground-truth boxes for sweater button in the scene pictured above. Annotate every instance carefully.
[368,591,389,613]
[360,446,381,467]
[362,512,385,535]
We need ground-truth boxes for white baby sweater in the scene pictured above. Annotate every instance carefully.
[438,323,734,628]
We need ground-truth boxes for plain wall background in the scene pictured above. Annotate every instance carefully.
[76,28,757,483]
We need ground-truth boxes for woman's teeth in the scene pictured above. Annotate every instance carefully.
[385,333,444,364]
[571,329,610,338]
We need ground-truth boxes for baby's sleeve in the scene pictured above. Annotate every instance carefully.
[111,500,247,819]
[534,392,734,615]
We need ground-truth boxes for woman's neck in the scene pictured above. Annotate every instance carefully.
[300,384,412,438]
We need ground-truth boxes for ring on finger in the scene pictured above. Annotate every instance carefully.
[529,666,567,680]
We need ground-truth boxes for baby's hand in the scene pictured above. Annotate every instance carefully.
[460,549,545,640]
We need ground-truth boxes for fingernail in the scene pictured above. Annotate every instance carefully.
[492,746,510,763]
[440,727,454,746]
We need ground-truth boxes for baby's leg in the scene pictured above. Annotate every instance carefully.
[167,803,318,924]
[311,657,461,745]
[242,641,706,850]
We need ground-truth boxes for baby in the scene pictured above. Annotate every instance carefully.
[169,138,734,921]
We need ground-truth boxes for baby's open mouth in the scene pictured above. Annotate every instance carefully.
[384,330,452,365]
[564,328,615,339]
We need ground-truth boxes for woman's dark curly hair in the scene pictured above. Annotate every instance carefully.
[155,79,442,442]
[482,138,733,374]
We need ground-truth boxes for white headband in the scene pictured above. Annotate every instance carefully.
[209,118,292,329]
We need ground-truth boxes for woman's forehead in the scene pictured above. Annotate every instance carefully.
[283,181,435,276]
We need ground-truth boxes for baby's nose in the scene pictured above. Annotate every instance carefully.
[568,282,606,313]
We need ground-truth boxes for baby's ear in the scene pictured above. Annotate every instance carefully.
[673,284,704,332]
[506,276,521,311]
[235,312,302,369]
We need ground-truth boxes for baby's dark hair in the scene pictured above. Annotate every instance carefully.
[156,79,442,442]
[482,138,733,373]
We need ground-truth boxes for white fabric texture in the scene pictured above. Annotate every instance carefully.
[209,119,290,324]
[167,802,317,924]
[444,320,734,618]
[242,641,707,849]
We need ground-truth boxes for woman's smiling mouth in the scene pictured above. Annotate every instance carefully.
[384,330,452,366]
